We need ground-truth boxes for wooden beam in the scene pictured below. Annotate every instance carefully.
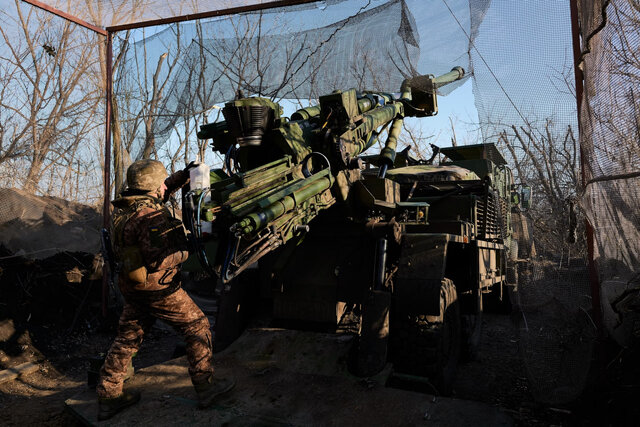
[102,31,113,318]
[106,0,322,32]
[20,0,107,35]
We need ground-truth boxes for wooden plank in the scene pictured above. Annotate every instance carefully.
[0,362,39,384]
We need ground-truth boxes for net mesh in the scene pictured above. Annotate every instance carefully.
[1,0,638,407]
[578,0,640,346]
[468,0,594,403]
[113,0,479,159]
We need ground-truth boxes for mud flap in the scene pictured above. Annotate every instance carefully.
[394,235,449,315]
[214,277,247,352]
[354,290,390,377]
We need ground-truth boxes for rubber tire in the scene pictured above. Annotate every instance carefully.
[390,278,461,395]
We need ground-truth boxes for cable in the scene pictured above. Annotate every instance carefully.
[0,248,71,260]
[278,0,373,90]
[184,189,217,279]
[440,0,533,129]
[225,144,238,176]
[221,233,239,283]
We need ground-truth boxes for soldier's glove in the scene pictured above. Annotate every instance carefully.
[184,161,200,172]
[174,161,200,188]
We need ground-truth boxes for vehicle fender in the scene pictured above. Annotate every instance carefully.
[394,234,449,315]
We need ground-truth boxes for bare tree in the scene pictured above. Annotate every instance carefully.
[0,1,102,195]
[499,119,583,253]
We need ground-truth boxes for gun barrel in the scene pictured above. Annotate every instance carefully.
[433,66,465,89]
[351,103,404,156]
[291,105,321,121]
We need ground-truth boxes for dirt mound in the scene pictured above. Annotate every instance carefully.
[0,188,101,258]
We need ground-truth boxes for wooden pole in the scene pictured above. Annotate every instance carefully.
[102,31,113,318]
[570,0,603,336]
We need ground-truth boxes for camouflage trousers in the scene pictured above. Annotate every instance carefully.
[96,288,213,398]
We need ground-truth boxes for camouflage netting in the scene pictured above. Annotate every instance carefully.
[469,1,593,404]
[578,0,640,347]
[112,0,479,159]
[21,0,324,29]
[4,0,639,406]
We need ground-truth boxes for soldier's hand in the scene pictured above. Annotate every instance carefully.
[184,161,200,172]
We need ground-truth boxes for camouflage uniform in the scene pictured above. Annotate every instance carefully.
[96,167,214,399]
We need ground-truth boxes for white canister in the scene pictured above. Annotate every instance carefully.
[189,162,210,190]
[189,162,212,234]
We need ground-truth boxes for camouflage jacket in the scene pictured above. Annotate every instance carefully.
[111,170,190,297]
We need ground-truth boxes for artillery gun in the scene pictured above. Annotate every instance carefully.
[184,67,531,394]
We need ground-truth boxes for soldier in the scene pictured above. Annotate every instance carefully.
[96,159,234,421]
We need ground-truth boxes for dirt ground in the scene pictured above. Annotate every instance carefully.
[0,308,558,427]
[0,254,636,426]
[1,190,637,425]
[0,317,180,426]
[0,188,101,258]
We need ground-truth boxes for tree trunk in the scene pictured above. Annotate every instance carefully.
[112,96,126,194]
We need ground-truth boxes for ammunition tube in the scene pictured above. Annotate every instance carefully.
[240,197,293,235]
[291,175,331,204]
[365,105,399,132]
[291,106,321,121]
[235,172,332,236]
[358,98,374,114]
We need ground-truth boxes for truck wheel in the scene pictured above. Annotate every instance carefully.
[391,278,460,395]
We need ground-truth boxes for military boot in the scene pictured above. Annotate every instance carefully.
[124,360,135,382]
[194,376,236,409]
[97,390,141,421]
